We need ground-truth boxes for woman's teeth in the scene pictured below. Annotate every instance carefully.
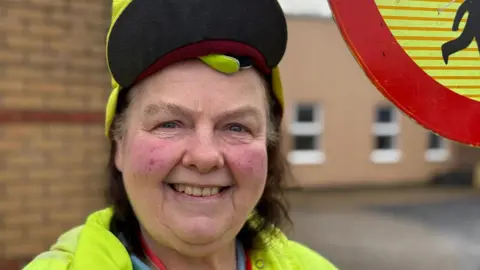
[172,184,222,197]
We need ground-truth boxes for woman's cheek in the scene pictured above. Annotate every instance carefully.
[127,135,182,174]
[226,144,268,183]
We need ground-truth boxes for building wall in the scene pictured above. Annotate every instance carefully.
[280,18,463,187]
[1,0,479,266]
[0,0,110,264]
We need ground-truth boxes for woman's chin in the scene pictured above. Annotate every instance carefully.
[170,217,230,245]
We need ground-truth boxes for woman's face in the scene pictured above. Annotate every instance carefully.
[115,60,269,254]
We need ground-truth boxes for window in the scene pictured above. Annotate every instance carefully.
[376,106,394,123]
[375,135,394,150]
[370,105,401,163]
[425,132,449,162]
[296,105,315,122]
[288,103,324,164]
[428,132,443,149]
[294,135,317,150]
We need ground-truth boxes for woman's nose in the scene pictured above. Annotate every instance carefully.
[181,131,224,173]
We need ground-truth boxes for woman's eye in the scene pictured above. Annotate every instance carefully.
[227,123,249,133]
[158,121,180,129]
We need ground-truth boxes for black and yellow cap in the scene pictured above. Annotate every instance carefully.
[105,0,288,137]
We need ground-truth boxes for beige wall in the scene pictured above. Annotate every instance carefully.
[280,18,472,187]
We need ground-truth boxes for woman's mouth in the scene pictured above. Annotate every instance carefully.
[168,184,231,197]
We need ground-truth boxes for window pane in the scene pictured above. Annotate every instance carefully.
[375,135,394,149]
[376,106,394,123]
[428,133,442,149]
[293,135,317,150]
[297,104,315,122]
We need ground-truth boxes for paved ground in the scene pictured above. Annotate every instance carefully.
[286,187,480,270]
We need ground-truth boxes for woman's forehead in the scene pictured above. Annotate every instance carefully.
[144,60,263,87]
[131,60,268,107]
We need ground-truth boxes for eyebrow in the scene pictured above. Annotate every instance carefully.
[142,102,263,122]
[215,105,263,123]
[143,102,192,119]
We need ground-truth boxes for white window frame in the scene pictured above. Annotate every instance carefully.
[288,103,325,165]
[370,105,401,164]
[425,132,449,162]
[277,0,332,17]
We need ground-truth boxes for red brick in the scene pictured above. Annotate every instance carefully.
[71,57,105,70]
[4,213,43,226]
[5,184,43,198]
[0,16,25,32]
[6,7,45,21]
[5,242,45,258]
[0,81,24,93]
[49,40,85,53]
[0,51,25,63]
[29,140,64,151]
[5,66,46,80]
[84,197,106,211]
[28,23,65,37]
[24,197,64,211]
[87,126,105,137]
[6,35,45,50]
[0,229,24,242]
[0,0,110,259]
[70,1,106,14]
[48,210,84,224]
[0,141,23,151]
[47,67,69,81]
[27,53,63,66]
[46,125,86,138]
[27,168,64,180]
[0,169,23,182]
[88,155,108,166]
[50,11,71,23]
[33,82,66,94]
[5,154,46,167]
[44,97,85,110]
[0,94,44,109]
[0,199,23,213]
[46,181,84,194]
[1,125,44,139]
[67,169,95,179]
[27,226,64,240]
[29,0,68,8]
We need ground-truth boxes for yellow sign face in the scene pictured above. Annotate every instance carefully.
[376,0,480,101]
[328,0,480,145]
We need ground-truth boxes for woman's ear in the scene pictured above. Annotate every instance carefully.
[114,138,125,172]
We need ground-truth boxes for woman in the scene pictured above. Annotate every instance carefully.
[24,0,337,269]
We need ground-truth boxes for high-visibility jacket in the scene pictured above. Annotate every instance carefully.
[23,207,338,270]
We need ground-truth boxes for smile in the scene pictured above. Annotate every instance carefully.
[168,184,231,198]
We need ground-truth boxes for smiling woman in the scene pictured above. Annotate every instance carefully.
[23,0,337,270]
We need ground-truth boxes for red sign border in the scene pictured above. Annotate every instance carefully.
[328,0,480,146]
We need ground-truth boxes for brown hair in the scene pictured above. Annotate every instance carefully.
[106,72,292,257]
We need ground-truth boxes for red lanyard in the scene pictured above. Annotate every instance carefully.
[140,233,251,270]
[140,233,167,270]
[245,248,252,270]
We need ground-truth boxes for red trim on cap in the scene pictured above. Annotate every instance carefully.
[135,40,271,85]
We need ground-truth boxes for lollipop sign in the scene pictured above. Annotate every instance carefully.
[328,0,480,146]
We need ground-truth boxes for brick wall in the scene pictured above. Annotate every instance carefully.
[0,0,111,267]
